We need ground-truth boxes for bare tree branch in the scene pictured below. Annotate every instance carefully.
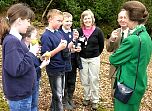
[41,0,53,23]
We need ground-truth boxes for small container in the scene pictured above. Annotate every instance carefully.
[77,43,81,47]
[73,44,76,49]
[73,29,77,32]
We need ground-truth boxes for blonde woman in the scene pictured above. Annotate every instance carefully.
[77,9,104,110]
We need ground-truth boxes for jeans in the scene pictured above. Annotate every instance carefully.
[48,71,65,111]
[31,79,40,111]
[8,95,32,111]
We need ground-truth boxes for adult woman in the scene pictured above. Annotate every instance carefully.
[77,9,104,110]
[0,3,36,111]
[109,1,152,111]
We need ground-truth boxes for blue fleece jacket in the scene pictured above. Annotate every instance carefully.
[40,29,65,74]
[2,34,37,101]
[59,28,73,72]
[28,52,41,80]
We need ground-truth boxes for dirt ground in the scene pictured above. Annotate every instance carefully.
[38,44,152,111]
[0,40,151,111]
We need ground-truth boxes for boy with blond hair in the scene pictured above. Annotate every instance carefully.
[40,9,67,111]
[59,12,81,110]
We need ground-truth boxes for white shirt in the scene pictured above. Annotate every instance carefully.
[46,27,58,33]
[9,28,22,41]
[121,27,129,39]
[61,26,71,33]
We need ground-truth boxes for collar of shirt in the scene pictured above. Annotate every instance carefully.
[130,24,145,34]
[46,27,58,33]
[121,27,129,39]
[129,24,145,35]
[9,28,22,41]
[62,26,71,33]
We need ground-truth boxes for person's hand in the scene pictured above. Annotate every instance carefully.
[68,41,74,49]
[57,39,67,50]
[73,29,79,40]
[75,46,81,52]
[110,30,119,42]
[41,51,51,61]
[29,44,40,56]
[71,43,81,52]
[39,59,50,69]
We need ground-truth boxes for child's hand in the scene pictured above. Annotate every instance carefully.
[73,29,79,40]
[39,59,50,69]
[71,43,81,52]
[68,41,74,49]
[57,39,67,50]
[29,44,40,56]
[74,46,81,52]
[41,51,51,61]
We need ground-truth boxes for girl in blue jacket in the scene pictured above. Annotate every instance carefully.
[0,3,36,111]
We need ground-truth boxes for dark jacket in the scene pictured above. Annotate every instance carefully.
[77,27,104,58]
[59,27,72,72]
[2,34,36,101]
[40,29,65,74]
[59,27,83,70]
[28,52,41,80]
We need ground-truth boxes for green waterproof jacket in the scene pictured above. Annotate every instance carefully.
[109,25,152,104]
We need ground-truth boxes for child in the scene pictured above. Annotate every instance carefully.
[22,26,50,111]
[0,3,36,111]
[59,12,82,110]
[40,9,67,111]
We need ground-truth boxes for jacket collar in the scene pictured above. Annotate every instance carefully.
[131,25,146,36]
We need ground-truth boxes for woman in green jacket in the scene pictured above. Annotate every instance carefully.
[109,1,152,111]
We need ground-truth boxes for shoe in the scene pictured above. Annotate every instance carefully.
[64,101,73,110]
[92,103,98,110]
[82,100,90,106]
[69,100,76,108]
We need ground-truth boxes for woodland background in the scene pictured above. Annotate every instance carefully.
[0,0,152,111]
[1,0,152,36]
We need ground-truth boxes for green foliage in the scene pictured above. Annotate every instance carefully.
[0,0,14,11]
[1,0,152,36]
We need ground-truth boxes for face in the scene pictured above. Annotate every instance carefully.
[117,10,127,28]
[83,14,93,28]
[30,29,39,45]
[49,15,63,30]
[125,11,136,30]
[30,29,37,39]
[62,16,73,30]
[19,18,31,34]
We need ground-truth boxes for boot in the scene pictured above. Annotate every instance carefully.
[68,87,76,108]
[63,90,73,110]
[92,103,98,110]
[68,99,76,108]
[64,101,73,110]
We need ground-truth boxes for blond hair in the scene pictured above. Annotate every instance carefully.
[63,12,73,19]
[47,9,63,20]
[80,9,95,27]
